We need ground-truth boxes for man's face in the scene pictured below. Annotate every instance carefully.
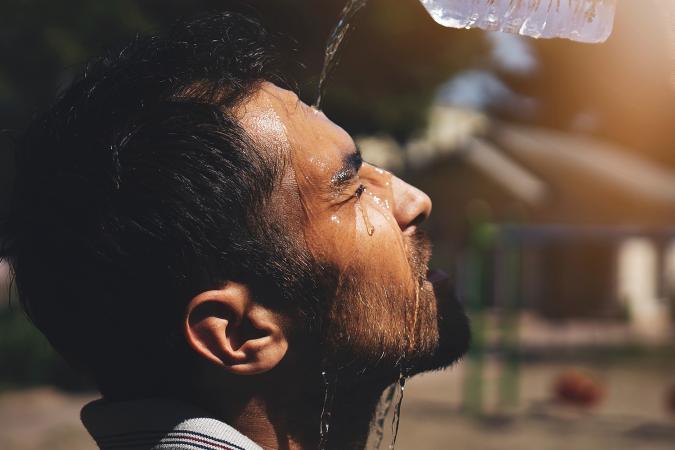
[238,83,469,381]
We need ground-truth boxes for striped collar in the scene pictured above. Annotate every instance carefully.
[81,397,263,450]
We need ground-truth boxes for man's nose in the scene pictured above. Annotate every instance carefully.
[391,176,432,232]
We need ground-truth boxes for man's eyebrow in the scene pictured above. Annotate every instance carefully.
[331,146,363,189]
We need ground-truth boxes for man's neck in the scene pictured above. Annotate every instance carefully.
[186,367,388,450]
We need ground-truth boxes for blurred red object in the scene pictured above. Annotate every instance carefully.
[554,369,605,408]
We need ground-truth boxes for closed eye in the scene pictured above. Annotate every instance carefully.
[331,147,363,192]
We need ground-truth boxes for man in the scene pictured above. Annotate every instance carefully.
[0,12,469,450]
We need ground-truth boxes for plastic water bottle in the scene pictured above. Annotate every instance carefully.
[419,0,618,43]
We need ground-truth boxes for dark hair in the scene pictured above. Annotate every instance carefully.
[0,12,310,397]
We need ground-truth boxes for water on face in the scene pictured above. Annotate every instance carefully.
[357,196,376,236]
[409,282,421,352]
[310,3,421,449]
[315,0,370,108]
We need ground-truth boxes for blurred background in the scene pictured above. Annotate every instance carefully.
[1,0,675,449]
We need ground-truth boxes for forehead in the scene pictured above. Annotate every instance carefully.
[236,82,355,183]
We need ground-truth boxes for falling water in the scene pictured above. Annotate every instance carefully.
[372,278,420,449]
[313,1,615,449]
[315,0,615,111]
[314,0,369,108]
[318,371,337,450]
[372,383,398,450]
[388,374,407,450]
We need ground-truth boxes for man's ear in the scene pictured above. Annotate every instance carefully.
[184,282,288,375]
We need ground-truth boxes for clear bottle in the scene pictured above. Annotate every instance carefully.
[419,0,618,43]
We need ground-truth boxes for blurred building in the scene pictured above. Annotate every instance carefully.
[360,106,675,342]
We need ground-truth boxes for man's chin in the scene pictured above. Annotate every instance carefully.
[406,270,471,376]
[320,264,470,388]
[410,309,470,375]
[337,289,470,388]
[420,269,475,372]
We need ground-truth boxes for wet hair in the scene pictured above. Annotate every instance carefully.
[0,12,316,398]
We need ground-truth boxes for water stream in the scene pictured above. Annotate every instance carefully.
[312,1,616,448]
[357,196,376,236]
[388,374,407,450]
[372,383,398,450]
[314,1,420,446]
[314,0,370,108]
[318,370,337,450]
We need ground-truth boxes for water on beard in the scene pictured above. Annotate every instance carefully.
[371,259,422,450]
[314,2,430,446]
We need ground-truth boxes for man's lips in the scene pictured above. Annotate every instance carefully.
[428,269,469,309]
[427,269,448,288]
[426,269,456,303]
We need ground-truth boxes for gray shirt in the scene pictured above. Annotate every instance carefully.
[81,397,263,450]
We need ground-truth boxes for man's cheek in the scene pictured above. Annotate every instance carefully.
[357,209,412,279]
[301,203,358,263]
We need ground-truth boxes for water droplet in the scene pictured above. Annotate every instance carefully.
[357,198,375,236]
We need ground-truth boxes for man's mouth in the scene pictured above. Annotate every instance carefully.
[426,268,456,304]
[427,269,448,290]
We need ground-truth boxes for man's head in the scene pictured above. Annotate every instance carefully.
[0,12,468,398]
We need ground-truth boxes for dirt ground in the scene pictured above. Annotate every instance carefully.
[396,362,675,450]
[1,361,674,450]
[0,388,96,450]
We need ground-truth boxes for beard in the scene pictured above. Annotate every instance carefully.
[314,230,470,384]
[263,216,470,386]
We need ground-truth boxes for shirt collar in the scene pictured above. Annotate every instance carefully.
[81,397,262,450]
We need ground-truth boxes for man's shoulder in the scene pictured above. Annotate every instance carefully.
[81,397,262,450]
